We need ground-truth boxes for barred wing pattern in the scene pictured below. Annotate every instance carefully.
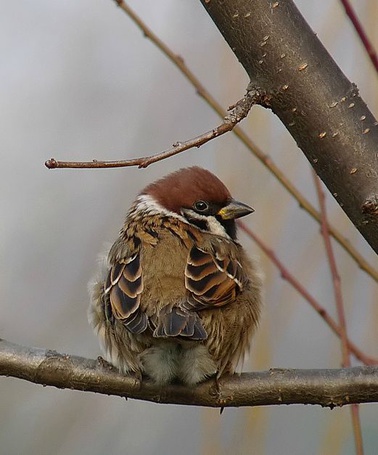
[185,245,244,310]
[104,242,244,340]
[105,252,147,334]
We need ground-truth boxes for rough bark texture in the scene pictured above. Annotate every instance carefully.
[1,339,378,408]
[200,0,378,252]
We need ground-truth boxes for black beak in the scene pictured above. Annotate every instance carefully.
[217,199,254,220]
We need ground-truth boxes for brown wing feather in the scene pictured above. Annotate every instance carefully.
[106,251,147,334]
[184,244,244,311]
[153,306,208,340]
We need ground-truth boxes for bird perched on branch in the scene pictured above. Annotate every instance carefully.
[89,166,262,386]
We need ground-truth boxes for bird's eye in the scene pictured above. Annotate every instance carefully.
[194,200,209,212]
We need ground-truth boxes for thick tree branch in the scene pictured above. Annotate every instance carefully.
[1,339,378,408]
[200,0,378,253]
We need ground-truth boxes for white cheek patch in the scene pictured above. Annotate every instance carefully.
[205,215,229,238]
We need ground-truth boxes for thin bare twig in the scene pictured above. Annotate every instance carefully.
[1,339,378,408]
[313,173,364,455]
[340,0,378,73]
[350,406,364,455]
[238,221,378,366]
[45,90,261,169]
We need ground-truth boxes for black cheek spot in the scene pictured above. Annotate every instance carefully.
[187,217,208,232]
[216,217,237,239]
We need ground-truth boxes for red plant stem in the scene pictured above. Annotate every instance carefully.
[238,221,377,367]
[313,173,364,455]
[313,175,350,367]
[340,0,378,73]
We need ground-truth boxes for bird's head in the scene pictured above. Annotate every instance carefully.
[136,166,254,240]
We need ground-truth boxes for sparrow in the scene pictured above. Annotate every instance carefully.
[88,166,262,386]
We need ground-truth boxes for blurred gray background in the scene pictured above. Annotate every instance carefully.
[1,1,377,454]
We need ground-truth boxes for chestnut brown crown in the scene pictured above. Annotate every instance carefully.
[142,167,230,212]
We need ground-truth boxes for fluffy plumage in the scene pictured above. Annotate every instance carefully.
[88,167,262,386]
